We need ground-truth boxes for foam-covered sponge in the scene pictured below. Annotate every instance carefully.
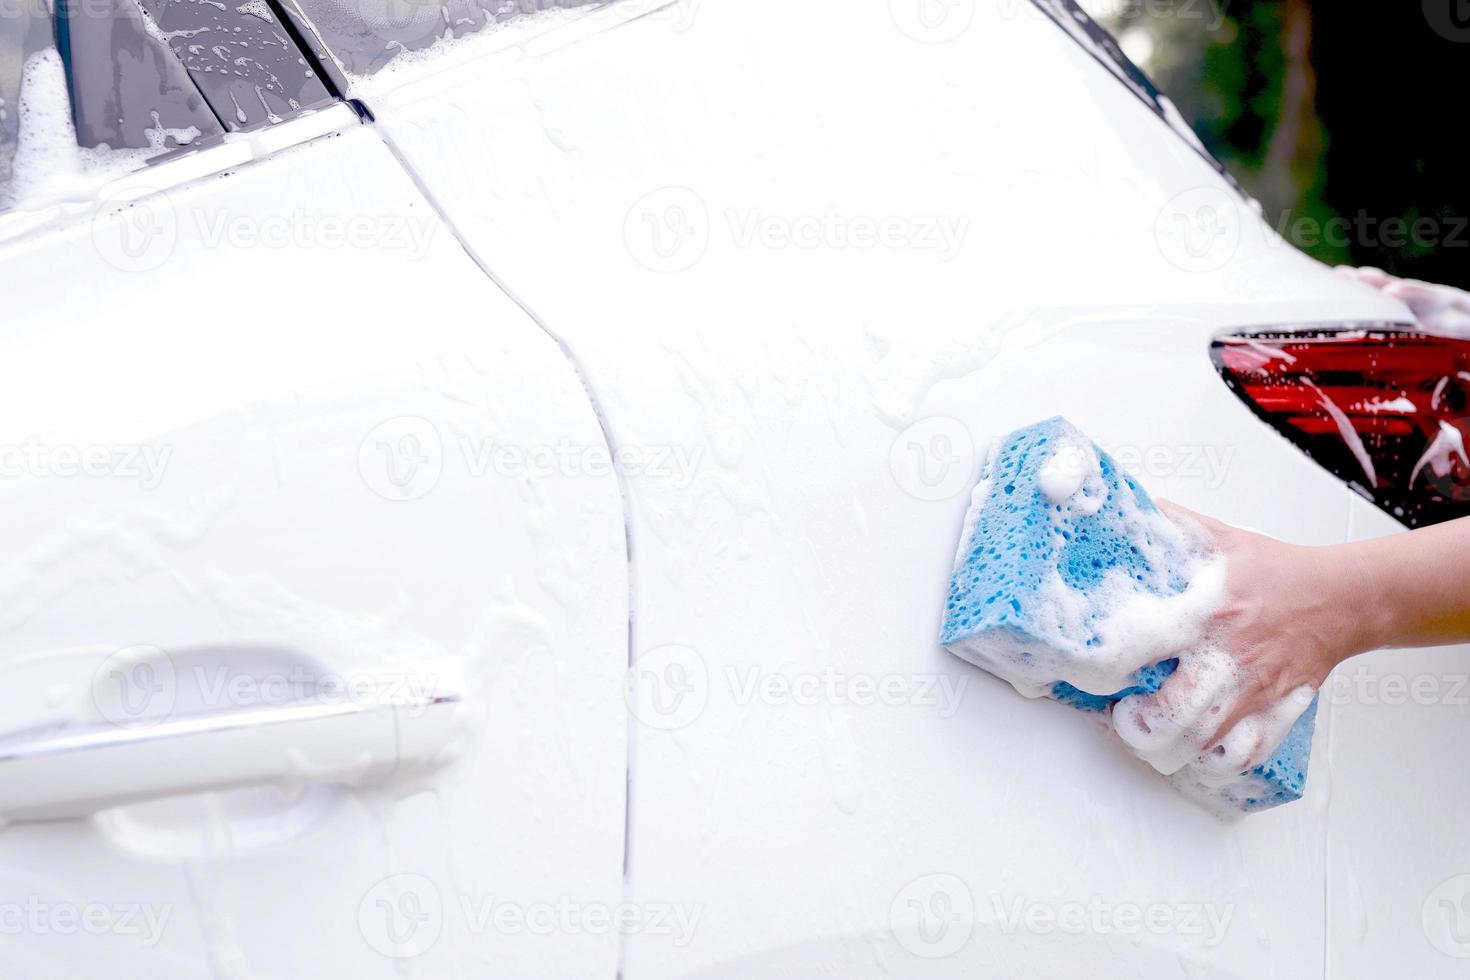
[938,416,1317,813]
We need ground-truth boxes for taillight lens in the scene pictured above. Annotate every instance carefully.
[1212,326,1470,529]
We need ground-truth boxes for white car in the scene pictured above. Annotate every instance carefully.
[1,1,1467,977]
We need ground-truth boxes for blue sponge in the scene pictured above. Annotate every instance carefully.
[939,417,1317,813]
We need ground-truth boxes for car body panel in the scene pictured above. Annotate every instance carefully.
[1325,496,1470,978]
[0,124,627,977]
[358,1,1456,977]
[0,0,1465,976]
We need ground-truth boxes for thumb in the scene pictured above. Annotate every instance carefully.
[1155,499,1235,545]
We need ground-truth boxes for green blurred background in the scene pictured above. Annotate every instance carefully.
[1081,0,1470,288]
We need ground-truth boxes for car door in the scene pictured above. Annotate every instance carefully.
[331,0,1468,978]
[0,114,629,976]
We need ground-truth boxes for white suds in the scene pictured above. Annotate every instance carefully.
[947,428,1226,701]
[6,49,85,207]
[945,422,1317,811]
[236,0,275,22]
[1305,378,1377,487]
[1037,444,1093,505]
[1162,683,1317,814]
[1410,421,1470,491]
[5,48,181,210]
[1111,616,1318,804]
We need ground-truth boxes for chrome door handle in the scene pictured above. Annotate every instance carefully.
[0,693,461,821]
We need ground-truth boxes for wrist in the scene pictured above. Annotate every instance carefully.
[1310,541,1395,661]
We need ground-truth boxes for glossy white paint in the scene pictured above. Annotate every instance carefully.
[361,1,1457,977]
[1,0,1464,976]
[1326,496,1470,979]
[0,126,628,976]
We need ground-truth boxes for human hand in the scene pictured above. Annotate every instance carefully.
[1337,265,1470,338]
[1109,503,1358,780]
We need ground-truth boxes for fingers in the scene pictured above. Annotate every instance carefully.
[1381,280,1470,338]
[1334,265,1396,289]
[1192,717,1266,780]
[1115,666,1316,783]
[1190,685,1317,781]
[1111,651,1241,776]
[1155,499,1233,546]
[1333,268,1470,337]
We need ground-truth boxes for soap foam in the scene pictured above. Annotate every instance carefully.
[1112,644,1242,776]
[1037,443,1090,504]
[941,417,1321,813]
[944,420,1223,701]
[5,48,175,211]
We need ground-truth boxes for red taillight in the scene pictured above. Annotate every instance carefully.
[1211,326,1470,528]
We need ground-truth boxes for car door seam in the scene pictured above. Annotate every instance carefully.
[371,122,640,980]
